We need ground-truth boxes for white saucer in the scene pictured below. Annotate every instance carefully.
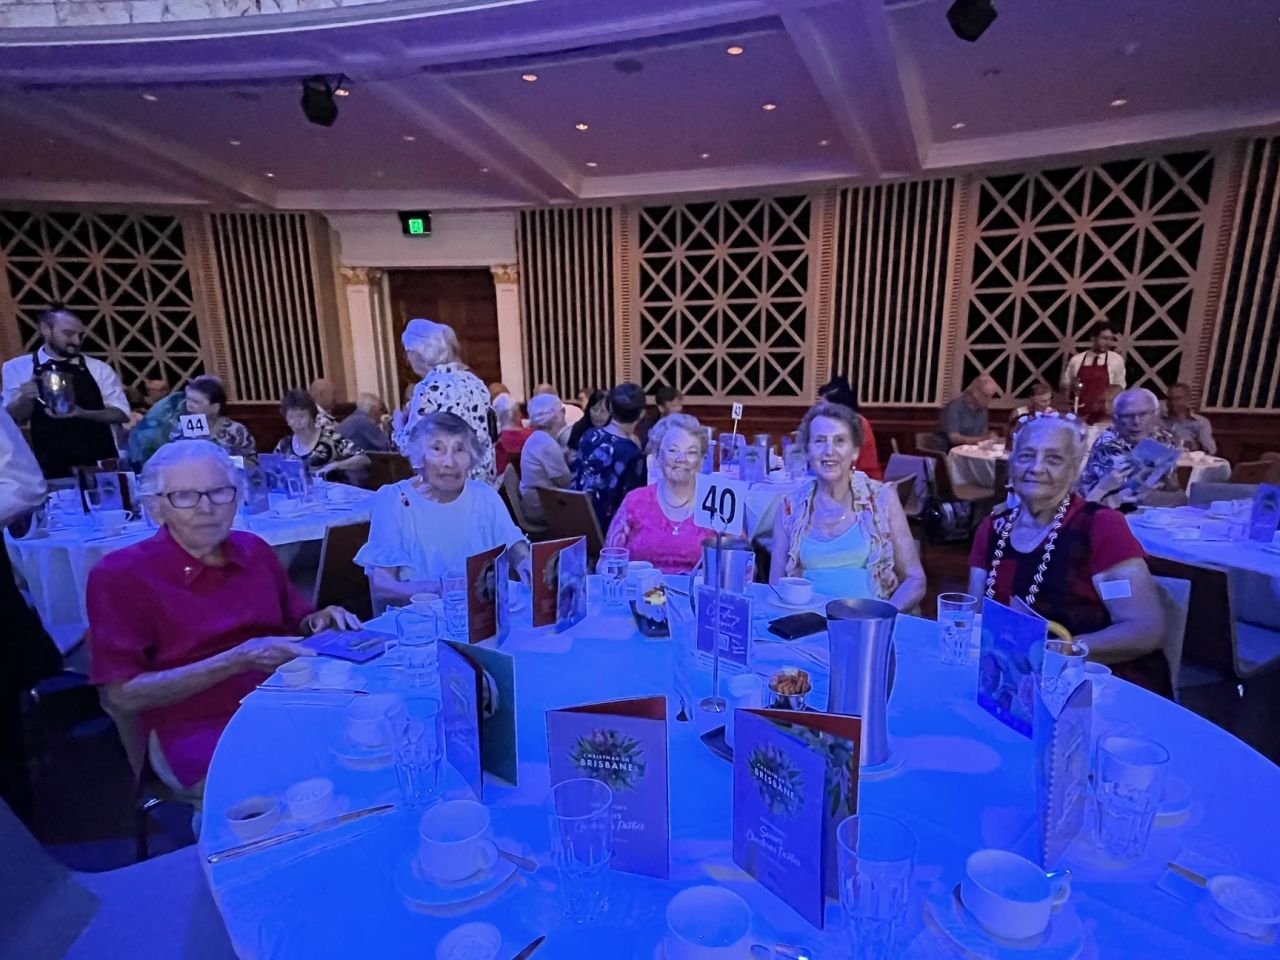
[1156,776,1193,826]
[283,793,349,825]
[769,593,824,611]
[633,926,753,960]
[1194,891,1277,950]
[394,844,517,912]
[330,735,393,768]
[925,883,1084,960]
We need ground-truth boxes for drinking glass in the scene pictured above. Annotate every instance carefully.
[784,444,808,482]
[442,568,468,640]
[1038,636,1089,715]
[1094,734,1169,861]
[597,547,629,607]
[395,608,440,689]
[384,696,444,809]
[937,593,977,665]
[836,814,916,960]
[549,778,614,924]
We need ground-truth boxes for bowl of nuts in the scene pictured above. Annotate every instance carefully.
[768,667,811,711]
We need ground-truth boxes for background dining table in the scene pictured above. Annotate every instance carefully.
[198,578,1279,960]
[948,445,1232,496]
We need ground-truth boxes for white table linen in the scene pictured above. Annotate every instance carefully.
[1177,453,1231,488]
[946,444,1004,491]
[199,578,1279,960]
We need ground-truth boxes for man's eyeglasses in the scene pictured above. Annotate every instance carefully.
[159,486,238,509]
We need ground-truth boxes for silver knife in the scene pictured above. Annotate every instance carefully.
[510,936,546,960]
[207,803,395,864]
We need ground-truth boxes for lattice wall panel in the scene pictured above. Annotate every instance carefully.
[0,209,203,388]
[518,207,616,398]
[832,178,955,405]
[633,195,811,401]
[960,151,1215,398]
[1205,137,1280,411]
[208,212,325,402]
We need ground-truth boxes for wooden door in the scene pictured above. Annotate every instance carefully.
[386,268,500,403]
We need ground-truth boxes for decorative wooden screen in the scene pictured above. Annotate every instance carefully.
[958,151,1216,398]
[627,195,813,401]
[1204,136,1280,411]
[830,178,956,405]
[206,212,327,402]
[0,209,204,389]
[517,207,616,399]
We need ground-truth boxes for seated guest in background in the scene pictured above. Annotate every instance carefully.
[567,389,611,458]
[817,375,883,480]
[395,319,495,481]
[771,402,925,610]
[935,376,998,450]
[168,375,257,463]
[1084,384,1123,449]
[1163,382,1217,455]
[274,389,369,480]
[519,394,572,525]
[143,378,170,408]
[86,441,360,801]
[1079,387,1180,509]
[124,384,147,431]
[537,382,585,431]
[968,414,1169,696]
[493,393,533,474]
[607,413,714,573]
[1010,381,1055,424]
[309,378,339,428]
[338,392,391,453]
[573,382,648,531]
[357,412,528,610]
[636,384,683,448]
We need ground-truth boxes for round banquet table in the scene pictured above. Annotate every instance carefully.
[946,444,1005,492]
[199,580,1279,960]
[6,491,373,651]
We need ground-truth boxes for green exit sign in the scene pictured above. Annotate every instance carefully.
[397,210,433,237]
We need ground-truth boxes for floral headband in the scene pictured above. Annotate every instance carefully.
[1013,409,1083,428]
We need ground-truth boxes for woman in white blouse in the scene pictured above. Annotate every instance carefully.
[393,318,496,482]
[357,411,528,611]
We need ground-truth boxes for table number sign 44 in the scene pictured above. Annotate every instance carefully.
[694,473,749,537]
[180,413,210,439]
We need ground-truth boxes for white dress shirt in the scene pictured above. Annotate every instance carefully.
[0,406,46,527]
[1060,350,1126,393]
[1,347,130,417]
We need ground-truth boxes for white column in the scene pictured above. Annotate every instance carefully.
[491,263,526,399]
[340,266,392,402]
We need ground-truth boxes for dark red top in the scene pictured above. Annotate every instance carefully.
[496,427,534,475]
[970,496,1171,696]
[88,527,313,786]
[856,415,883,481]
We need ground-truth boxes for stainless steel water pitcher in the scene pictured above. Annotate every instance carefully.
[825,598,897,768]
[700,537,756,594]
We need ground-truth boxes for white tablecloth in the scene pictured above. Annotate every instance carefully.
[199,579,1279,960]
[1129,508,1280,629]
[1177,454,1232,488]
[8,493,373,652]
[946,445,1004,491]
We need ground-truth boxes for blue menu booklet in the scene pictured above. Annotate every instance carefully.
[977,598,1048,738]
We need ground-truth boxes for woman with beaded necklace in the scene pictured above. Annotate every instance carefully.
[967,414,1169,696]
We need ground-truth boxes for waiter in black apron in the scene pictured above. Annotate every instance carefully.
[2,306,129,478]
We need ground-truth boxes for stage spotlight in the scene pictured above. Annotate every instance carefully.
[947,0,997,42]
[300,76,338,127]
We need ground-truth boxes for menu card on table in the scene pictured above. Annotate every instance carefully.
[466,545,509,645]
[242,465,271,515]
[977,599,1048,738]
[1033,679,1091,869]
[301,628,391,664]
[1249,484,1280,543]
[732,708,861,928]
[438,641,483,798]
[531,536,588,631]
[695,585,752,677]
[443,641,518,786]
[546,696,669,878]
[257,453,287,493]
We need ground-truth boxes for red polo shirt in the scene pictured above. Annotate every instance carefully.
[88,527,313,786]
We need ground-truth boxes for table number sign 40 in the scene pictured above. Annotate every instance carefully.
[694,473,749,537]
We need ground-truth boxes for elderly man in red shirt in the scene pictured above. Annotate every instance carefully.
[87,439,360,803]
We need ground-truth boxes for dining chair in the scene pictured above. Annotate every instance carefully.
[536,487,604,562]
[1152,576,1191,699]
[914,431,948,455]
[365,451,414,489]
[1230,460,1279,484]
[500,465,548,537]
[313,520,373,621]
[1186,482,1259,506]
[916,449,994,503]
[0,797,236,960]
[883,453,930,518]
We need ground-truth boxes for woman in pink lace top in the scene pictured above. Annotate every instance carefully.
[605,413,714,573]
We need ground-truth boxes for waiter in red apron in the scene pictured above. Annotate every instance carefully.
[1,306,130,478]
[1060,321,1127,423]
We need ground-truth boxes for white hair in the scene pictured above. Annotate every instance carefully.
[492,393,520,430]
[141,439,244,496]
[1012,415,1087,462]
[402,410,484,467]
[401,318,459,368]
[647,413,708,459]
[527,393,562,428]
[1114,387,1160,412]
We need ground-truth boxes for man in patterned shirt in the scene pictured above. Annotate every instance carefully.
[1078,387,1179,509]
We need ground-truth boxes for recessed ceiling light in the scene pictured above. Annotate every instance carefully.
[575,122,589,131]
[726,45,744,56]
[141,93,158,102]
[699,152,710,160]
[585,161,599,168]
[229,138,242,146]
[334,88,350,97]
[402,135,416,142]
[762,102,777,111]
[818,139,831,146]
[480,167,490,173]
[264,172,275,178]
[950,122,967,130]
[522,73,538,82]
[1109,97,1129,108]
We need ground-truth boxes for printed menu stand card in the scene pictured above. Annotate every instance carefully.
[1033,679,1091,869]
[444,641,518,786]
[695,584,752,677]
[301,628,392,664]
[977,598,1049,738]
[1127,438,1179,490]
[546,696,669,879]
[242,466,271,515]
[732,709,861,929]
[531,537,587,630]
[439,641,483,799]
[257,453,287,493]
[466,544,507,645]
[279,459,310,498]
[1249,484,1280,543]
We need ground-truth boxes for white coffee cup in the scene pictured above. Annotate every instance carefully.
[315,658,353,688]
[663,886,752,960]
[344,692,401,748]
[775,576,814,606]
[277,659,312,687]
[960,849,1070,941]
[95,508,130,537]
[284,777,334,821]
[418,800,496,883]
[625,561,655,599]
[724,674,762,750]
[409,592,441,615]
